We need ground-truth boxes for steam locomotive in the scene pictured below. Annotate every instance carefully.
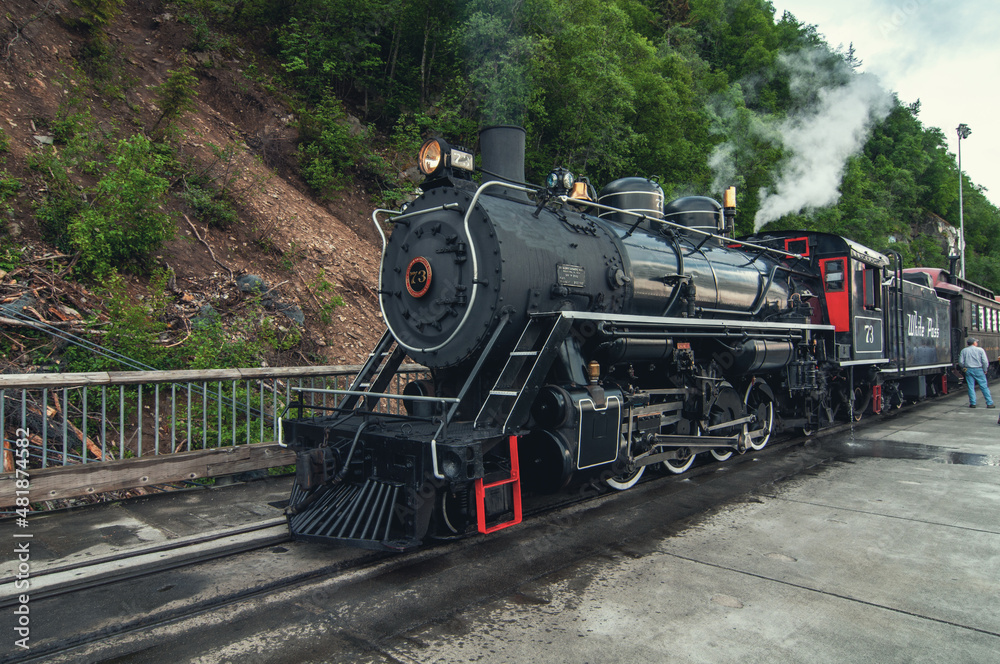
[281,125,987,552]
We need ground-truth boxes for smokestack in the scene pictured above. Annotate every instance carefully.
[479,125,529,201]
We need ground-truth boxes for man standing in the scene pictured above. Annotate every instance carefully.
[958,337,994,408]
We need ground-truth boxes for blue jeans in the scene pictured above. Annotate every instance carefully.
[965,367,993,406]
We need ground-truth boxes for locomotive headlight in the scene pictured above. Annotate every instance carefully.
[418,138,448,176]
[546,167,574,194]
[418,139,474,175]
[440,451,462,479]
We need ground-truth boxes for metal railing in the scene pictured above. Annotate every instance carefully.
[0,364,427,472]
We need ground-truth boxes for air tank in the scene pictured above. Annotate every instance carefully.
[663,196,723,237]
[597,178,664,227]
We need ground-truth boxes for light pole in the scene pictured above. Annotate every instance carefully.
[957,123,971,279]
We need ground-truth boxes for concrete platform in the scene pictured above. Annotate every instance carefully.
[376,394,1000,664]
[2,390,999,662]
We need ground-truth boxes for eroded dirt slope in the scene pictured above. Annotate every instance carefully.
[1,0,388,367]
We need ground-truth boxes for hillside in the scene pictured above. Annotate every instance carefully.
[3,0,1000,377]
[0,0,388,371]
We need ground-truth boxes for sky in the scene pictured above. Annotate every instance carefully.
[770,0,1000,207]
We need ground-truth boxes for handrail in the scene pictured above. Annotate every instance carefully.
[563,195,806,261]
[291,387,459,404]
[0,364,430,483]
[371,203,463,253]
[0,364,427,390]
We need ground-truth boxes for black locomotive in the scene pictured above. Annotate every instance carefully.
[281,125,969,551]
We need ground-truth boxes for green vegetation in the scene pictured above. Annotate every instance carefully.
[61,270,293,374]
[179,142,267,228]
[0,171,20,210]
[172,0,994,287]
[294,94,363,196]
[309,269,346,325]
[68,135,174,278]
[28,81,174,279]
[82,271,173,370]
[67,0,137,97]
[180,183,240,227]
[151,63,200,135]
[4,0,999,376]
[69,0,125,34]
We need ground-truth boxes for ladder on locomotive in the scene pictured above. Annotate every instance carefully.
[475,313,572,433]
[340,329,408,412]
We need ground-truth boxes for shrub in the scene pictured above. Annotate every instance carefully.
[310,269,345,325]
[180,183,239,227]
[68,135,173,278]
[62,271,172,372]
[0,171,20,203]
[152,64,200,134]
[70,0,124,34]
[295,94,361,197]
[187,13,230,53]
[0,171,22,234]
[185,310,268,369]
[0,242,23,273]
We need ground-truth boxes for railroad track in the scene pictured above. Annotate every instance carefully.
[0,518,291,609]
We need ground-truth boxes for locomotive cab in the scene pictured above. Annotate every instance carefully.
[743,231,889,364]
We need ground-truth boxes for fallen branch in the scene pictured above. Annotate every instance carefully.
[26,253,72,263]
[294,267,324,311]
[183,214,235,282]
[162,330,191,348]
[0,315,95,329]
[261,280,291,298]
[48,397,105,462]
[4,0,54,62]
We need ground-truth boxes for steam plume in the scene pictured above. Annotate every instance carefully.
[755,51,894,228]
[709,48,895,230]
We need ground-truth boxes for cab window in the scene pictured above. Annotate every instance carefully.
[824,259,845,292]
[863,267,880,309]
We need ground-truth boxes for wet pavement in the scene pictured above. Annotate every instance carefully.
[2,389,999,663]
[367,394,1000,664]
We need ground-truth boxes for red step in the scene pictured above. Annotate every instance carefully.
[475,435,522,534]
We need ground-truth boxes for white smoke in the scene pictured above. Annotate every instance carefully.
[707,84,782,196]
[753,49,895,229]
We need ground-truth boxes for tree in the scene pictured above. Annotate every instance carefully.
[151,64,200,134]
[463,0,540,128]
[70,0,124,34]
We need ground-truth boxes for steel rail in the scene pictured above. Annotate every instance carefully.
[0,518,291,609]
